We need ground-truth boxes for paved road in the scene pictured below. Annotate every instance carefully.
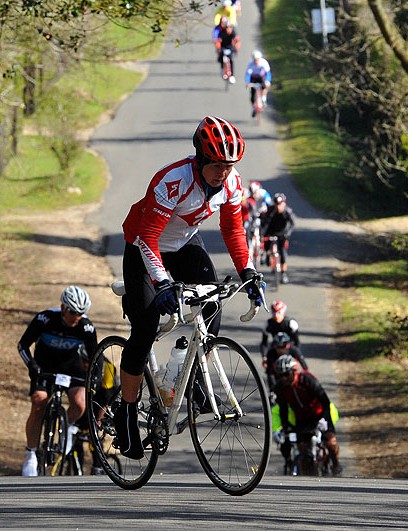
[1,475,408,530]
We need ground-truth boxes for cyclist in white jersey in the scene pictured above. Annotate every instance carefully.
[114,116,264,460]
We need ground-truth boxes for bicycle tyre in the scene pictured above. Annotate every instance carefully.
[269,253,279,291]
[251,229,261,269]
[316,444,332,476]
[223,56,231,91]
[86,335,158,490]
[187,336,271,495]
[106,453,123,475]
[254,90,263,125]
[63,451,83,476]
[38,404,68,476]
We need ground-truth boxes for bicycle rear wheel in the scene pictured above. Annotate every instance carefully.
[38,405,67,476]
[269,252,280,291]
[187,336,271,495]
[86,335,158,490]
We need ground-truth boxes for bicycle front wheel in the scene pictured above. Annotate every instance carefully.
[187,337,271,496]
[86,335,158,490]
[38,405,67,476]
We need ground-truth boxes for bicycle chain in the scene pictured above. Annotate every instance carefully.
[147,408,169,455]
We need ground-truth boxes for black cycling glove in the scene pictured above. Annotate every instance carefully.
[154,280,178,316]
[240,268,265,307]
[27,359,41,380]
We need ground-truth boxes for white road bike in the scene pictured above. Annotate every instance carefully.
[86,276,271,496]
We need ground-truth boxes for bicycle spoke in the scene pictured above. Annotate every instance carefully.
[86,336,158,489]
[188,337,271,495]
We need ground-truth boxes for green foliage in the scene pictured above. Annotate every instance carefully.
[1,136,106,211]
[263,0,354,218]
[0,21,145,210]
[263,0,408,220]
[340,259,407,361]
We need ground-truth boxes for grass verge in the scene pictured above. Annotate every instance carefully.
[263,0,407,473]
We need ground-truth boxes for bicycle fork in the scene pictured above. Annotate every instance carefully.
[200,339,243,420]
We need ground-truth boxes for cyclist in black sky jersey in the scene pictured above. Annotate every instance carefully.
[18,285,97,476]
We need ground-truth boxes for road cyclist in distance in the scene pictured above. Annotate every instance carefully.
[248,180,272,220]
[214,19,240,85]
[260,299,301,349]
[115,116,266,463]
[273,354,343,476]
[261,331,308,403]
[262,192,295,284]
[231,0,241,17]
[241,187,261,265]
[245,50,272,117]
[18,285,97,476]
[213,0,238,28]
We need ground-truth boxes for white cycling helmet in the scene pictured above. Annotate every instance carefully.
[61,285,91,314]
[275,354,298,376]
[252,50,263,60]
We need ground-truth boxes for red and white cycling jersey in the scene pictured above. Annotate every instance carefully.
[123,155,254,283]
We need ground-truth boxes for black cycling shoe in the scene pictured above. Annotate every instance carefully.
[113,401,144,460]
[193,380,222,414]
[332,462,343,477]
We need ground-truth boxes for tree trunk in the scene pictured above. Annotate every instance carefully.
[367,0,408,74]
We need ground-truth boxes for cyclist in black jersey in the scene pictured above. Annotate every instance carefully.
[260,299,300,354]
[262,193,295,284]
[262,332,308,400]
[18,286,97,477]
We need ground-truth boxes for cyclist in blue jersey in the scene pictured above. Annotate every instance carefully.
[18,286,97,476]
[245,50,272,115]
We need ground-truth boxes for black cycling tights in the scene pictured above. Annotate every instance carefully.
[121,236,220,376]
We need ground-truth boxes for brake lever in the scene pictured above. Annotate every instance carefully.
[173,282,186,323]
[255,273,269,312]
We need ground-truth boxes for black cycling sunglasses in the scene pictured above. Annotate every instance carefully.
[64,307,83,316]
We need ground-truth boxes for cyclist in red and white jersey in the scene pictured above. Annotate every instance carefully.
[248,180,272,218]
[115,116,264,460]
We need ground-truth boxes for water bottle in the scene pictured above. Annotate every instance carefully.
[155,365,174,407]
[148,348,158,374]
[162,336,188,399]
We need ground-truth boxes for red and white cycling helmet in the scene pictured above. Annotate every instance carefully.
[193,116,245,164]
[271,299,287,315]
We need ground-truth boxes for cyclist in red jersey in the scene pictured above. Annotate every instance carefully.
[115,116,264,460]
[274,354,342,476]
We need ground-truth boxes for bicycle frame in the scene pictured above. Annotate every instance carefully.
[92,276,271,494]
[148,288,244,436]
[38,373,72,476]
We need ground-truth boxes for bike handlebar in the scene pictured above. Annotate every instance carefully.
[40,372,85,388]
[111,275,268,336]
